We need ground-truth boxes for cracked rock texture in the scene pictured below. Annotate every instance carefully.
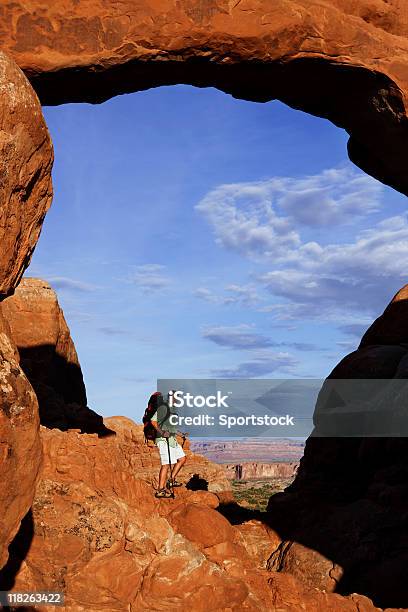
[0,1,408,194]
[3,418,380,611]
[0,51,53,297]
[0,303,41,570]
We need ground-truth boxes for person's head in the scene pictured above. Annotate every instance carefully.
[149,391,163,409]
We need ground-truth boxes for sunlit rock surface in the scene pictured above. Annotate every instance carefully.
[0,304,41,570]
[1,416,379,611]
[0,53,53,297]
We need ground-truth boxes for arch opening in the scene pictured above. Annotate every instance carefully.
[7,84,405,607]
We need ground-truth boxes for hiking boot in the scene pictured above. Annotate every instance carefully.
[167,479,183,488]
[155,488,173,498]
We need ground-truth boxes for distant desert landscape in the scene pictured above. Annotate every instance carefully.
[191,438,303,511]
[191,438,305,464]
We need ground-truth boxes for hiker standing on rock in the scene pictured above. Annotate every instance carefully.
[143,391,186,499]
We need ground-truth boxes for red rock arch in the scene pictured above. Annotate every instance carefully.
[1,0,408,198]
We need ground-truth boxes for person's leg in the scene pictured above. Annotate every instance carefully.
[156,441,171,492]
[158,464,169,489]
[172,455,186,479]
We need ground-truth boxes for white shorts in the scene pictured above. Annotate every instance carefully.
[157,439,185,465]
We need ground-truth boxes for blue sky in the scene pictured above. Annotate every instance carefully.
[26,85,408,420]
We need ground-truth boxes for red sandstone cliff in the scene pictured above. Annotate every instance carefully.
[0,304,41,570]
[225,462,299,481]
[191,438,305,463]
[1,417,377,611]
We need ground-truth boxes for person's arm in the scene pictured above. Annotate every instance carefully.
[156,424,170,437]
[153,408,170,438]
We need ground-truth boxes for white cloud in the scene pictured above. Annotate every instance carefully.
[336,340,359,351]
[194,283,260,306]
[278,168,381,226]
[98,326,129,336]
[257,215,408,318]
[46,276,99,292]
[129,264,171,293]
[202,324,321,352]
[338,323,370,338]
[224,284,260,306]
[202,324,274,350]
[193,287,220,304]
[197,168,407,320]
[196,180,299,259]
[196,166,383,260]
[209,350,298,378]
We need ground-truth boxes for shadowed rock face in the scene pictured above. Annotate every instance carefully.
[0,51,53,298]
[2,278,107,434]
[2,278,86,405]
[267,284,408,609]
[0,1,408,195]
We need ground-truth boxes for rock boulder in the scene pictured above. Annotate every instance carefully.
[0,52,53,297]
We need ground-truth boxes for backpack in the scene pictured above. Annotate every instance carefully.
[142,392,169,443]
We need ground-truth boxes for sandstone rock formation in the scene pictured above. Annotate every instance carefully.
[0,52,53,297]
[0,1,408,608]
[105,415,233,501]
[267,284,408,609]
[0,51,53,565]
[0,304,41,570]
[2,278,108,434]
[0,1,408,195]
[0,415,380,611]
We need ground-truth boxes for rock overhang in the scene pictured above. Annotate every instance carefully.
[0,0,407,198]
